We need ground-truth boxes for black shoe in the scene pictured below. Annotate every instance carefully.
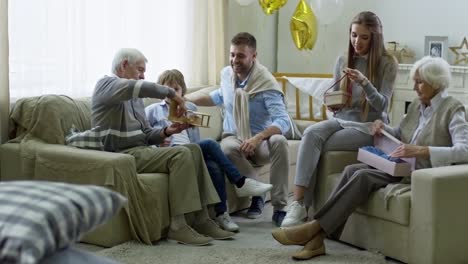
[272,210,287,227]
[246,196,264,219]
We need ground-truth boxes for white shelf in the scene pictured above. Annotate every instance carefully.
[398,64,468,72]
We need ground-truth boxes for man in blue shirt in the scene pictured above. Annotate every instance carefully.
[190,32,290,226]
[145,69,273,232]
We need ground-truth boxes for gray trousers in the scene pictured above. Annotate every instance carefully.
[220,135,289,211]
[122,144,220,217]
[294,120,373,204]
[314,163,402,239]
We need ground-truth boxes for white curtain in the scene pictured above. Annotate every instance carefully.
[0,0,9,143]
[191,0,226,87]
[8,0,226,101]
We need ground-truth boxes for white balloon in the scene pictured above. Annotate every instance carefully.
[310,0,344,26]
[236,0,256,6]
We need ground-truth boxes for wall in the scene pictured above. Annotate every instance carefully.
[226,0,278,72]
[228,0,468,74]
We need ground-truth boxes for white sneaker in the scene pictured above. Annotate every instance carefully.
[215,212,239,232]
[235,178,273,197]
[281,201,307,227]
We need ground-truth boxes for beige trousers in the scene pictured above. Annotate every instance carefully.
[314,163,401,239]
[122,143,220,217]
[220,135,289,211]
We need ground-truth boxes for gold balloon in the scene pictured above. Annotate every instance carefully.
[259,0,288,15]
[290,0,318,50]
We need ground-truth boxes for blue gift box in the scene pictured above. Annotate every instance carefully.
[357,131,415,177]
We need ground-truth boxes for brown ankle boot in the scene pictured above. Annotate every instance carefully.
[271,220,321,246]
[292,231,326,260]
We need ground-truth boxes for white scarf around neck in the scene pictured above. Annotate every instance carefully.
[232,61,283,140]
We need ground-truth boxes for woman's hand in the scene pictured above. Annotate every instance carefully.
[389,144,430,158]
[344,68,367,86]
[327,105,342,115]
[371,119,385,135]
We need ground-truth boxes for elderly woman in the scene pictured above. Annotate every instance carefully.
[271,56,468,260]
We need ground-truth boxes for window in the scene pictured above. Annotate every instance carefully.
[8,0,196,100]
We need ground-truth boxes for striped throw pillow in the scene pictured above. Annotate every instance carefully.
[0,181,127,264]
[65,125,105,150]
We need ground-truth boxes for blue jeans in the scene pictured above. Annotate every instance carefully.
[198,139,243,215]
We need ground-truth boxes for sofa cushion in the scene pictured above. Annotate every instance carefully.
[65,127,105,150]
[357,186,411,226]
[287,140,301,166]
[198,106,223,141]
[294,120,317,134]
[0,181,126,264]
[327,172,411,226]
[9,95,91,144]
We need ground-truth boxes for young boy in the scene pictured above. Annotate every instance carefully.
[145,69,272,232]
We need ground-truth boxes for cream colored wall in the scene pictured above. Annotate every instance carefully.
[228,0,468,74]
[226,0,278,72]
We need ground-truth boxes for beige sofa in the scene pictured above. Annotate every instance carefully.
[0,90,311,248]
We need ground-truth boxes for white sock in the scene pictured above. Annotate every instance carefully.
[170,214,187,231]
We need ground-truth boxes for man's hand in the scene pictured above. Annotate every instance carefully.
[371,119,385,136]
[159,138,172,147]
[389,144,429,158]
[171,94,187,117]
[165,122,190,136]
[240,135,263,157]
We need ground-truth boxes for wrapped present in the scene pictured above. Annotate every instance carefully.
[168,101,211,128]
[324,91,350,107]
[358,130,415,177]
[323,72,350,108]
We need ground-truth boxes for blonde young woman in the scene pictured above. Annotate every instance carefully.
[282,11,398,227]
[273,56,468,260]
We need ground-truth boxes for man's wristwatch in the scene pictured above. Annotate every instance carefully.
[163,127,170,137]
[360,78,369,87]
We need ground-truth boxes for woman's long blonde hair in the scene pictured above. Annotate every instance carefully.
[340,11,391,120]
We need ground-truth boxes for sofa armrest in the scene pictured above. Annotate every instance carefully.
[410,164,468,264]
[33,143,137,187]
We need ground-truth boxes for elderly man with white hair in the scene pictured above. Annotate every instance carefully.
[92,48,235,246]
[271,56,468,260]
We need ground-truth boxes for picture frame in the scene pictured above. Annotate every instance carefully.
[424,36,448,60]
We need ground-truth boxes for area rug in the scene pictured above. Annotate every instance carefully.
[97,239,387,264]
[96,207,389,264]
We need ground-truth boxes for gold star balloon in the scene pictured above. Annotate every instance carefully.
[290,0,318,50]
[449,37,468,65]
[259,0,288,15]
